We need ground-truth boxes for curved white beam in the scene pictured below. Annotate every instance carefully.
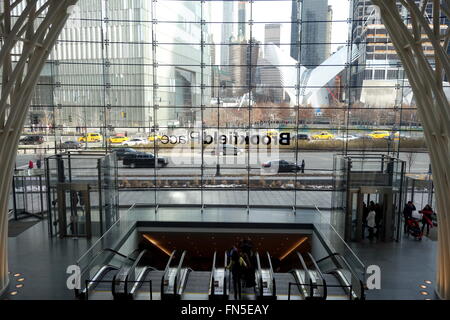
[0,0,78,296]
[372,0,450,299]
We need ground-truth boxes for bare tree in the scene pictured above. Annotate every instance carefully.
[372,0,450,299]
[405,151,417,172]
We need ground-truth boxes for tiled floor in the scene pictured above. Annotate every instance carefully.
[2,207,438,300]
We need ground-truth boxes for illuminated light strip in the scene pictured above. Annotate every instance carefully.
[143,234,172,256]
[279,237,308,261]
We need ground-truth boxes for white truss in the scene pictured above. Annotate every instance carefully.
[0,0,78,295]
[372,0,450,299]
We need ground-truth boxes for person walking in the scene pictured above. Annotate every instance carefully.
[419,204,433,236]
[367,208,376,241]
[36,158,42,169]
[301,159,305,173]
[227,249,247,300]
[362,202,369,239]
[374,203,383,238]
[28,160,34,169]
[403,201,416,233]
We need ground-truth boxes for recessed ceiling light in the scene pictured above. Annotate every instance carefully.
[13,273,21,277]
[10,291,18,296]
[424,280,432,284]
[419,285,427,289]
[17,278,25,282]
[15,284,23,288]
[425,298,431,300]
[420,291,429,296]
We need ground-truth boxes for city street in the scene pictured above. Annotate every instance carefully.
[15,149,431,175]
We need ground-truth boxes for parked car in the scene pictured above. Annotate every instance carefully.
[78,133,102,142]
[122,138,148,146]
[294,133,310,141]
[109,135,129,144]
[311,131,335,140]
[123,152,168,168]
[262,160,301,173]
[334,134,359,141]
[211,144,243,156]
[19,135,44,145]
[58,140,81,149]
[111,148,138,160]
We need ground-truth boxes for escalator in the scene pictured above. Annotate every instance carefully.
[124,250,174,300]
[273,273,302,300]
[293,252,365,300]
[161,250,189,300]
[77,248,139,300]
[208,251,229,300]
[255,252,276,300]
[314,253,365,300]
[76,246,364,301]
[290,252,325,300]
[272,252,310,300]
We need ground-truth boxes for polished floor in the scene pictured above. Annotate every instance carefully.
[2,207,438,300]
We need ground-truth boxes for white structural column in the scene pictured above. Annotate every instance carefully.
[0,0,78,295]
[372,0,450,299]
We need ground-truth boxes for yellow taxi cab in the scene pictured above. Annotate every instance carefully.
[109,135,129,144]
[78,133,102,143]
[311,131,335,140]
[148,134,163,142]
[367,131,390,139]
[264,130,279,137]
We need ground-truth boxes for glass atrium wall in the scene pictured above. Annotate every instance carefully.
[21,0,440,210]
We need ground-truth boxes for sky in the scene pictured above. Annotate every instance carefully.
[210,0,351,61]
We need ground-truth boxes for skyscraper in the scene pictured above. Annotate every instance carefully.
[237,1,248,40]
[221,1,235,70]
[264,24,281,47]
[50,0,212,128]
[351,0,448,106]
[229,39,260,96]
[290,0,330,68]
[260,24,285,103]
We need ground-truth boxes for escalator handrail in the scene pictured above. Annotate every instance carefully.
[123,249,148,295]
[306,252,327,299]
[174,250,187,296]
[224,251,228,297]
[315,252,343,265]
[266,252,276,297]
[255,252,263,297]
[317,252,365,300]
[295,252,314,298]
[82,265,119,298]
[83,248,136,272]
[161,250,176,296]
[129,266,155,296]
[209,251,217,297]
[77,248,136,295]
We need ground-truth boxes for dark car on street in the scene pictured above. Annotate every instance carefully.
[111,147,138,160]
[58,140,81,149]
[262,160,301,173]
[19,135,44,145]
[294,133,310,141]
[123,152,169,168]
